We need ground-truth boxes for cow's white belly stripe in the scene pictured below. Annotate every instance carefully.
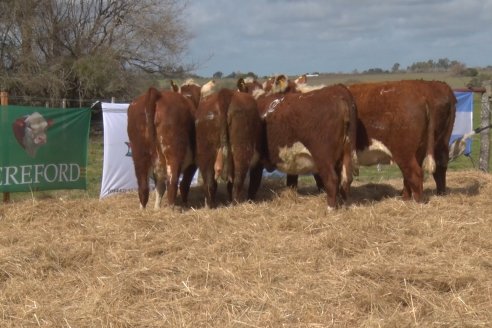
[357,139,393,166]
[277,142,317,174]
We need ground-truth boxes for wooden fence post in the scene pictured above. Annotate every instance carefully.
[479,81,492,172]
[1,91,10,203]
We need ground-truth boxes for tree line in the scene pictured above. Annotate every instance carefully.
[359,58,484,76]
[0,0,193,107]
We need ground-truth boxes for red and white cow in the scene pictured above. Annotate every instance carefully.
[127,87,198,209]
[237,77,263,94]
[195,88,263,208]
[290,77,456,202]
[171,79,216,108]
[250,81,358,209]
[348,80,456,201]
[12,112,53,157]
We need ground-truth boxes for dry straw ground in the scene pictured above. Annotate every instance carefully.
[1,170,491,327]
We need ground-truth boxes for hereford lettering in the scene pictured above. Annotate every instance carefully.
[0,163,81,185]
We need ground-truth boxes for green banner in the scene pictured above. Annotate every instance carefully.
[0,105,91,192]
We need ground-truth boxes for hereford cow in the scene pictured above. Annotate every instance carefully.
[170,79,215,108]
[263,74,301,94]
[195,88,262,208]
[348,80,456,201]
[289,78,457,201]
[127,87,198,209]
[250,84,358,209]
[12,112,53,158]
[237,77,263,94]
[238,75,328,192]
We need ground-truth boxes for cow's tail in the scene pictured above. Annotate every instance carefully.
[215,89,234,181]
[144,87,161,146]
[423,102,437,174]
[341,91,358,195]
[349,97,359,176]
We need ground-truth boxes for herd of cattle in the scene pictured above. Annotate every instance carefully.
[127,75,457,210]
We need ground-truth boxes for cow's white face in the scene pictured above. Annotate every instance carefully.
[25,112,49,145]
[22,112,52,157]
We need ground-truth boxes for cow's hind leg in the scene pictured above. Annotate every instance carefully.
[202,169,218,209]
[313,174,325,192]
[336,162,349,203]
[226,181,233,203]
[232,166,248,204]
[399,158,424,202]
[179,164,197,205]
[286,174,299,189]
[166,163,182,208]
[131,154,150,209]
[247,163,263,200]
[317,164,339,210]
[433,145,449,195]
[433,165,447,195]
[153,166,167,209]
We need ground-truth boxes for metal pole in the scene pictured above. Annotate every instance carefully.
[479,81,492,172]
[1,91,10,203]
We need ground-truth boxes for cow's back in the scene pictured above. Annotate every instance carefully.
[153,91,195,139]
[227,92,262,159]
[419,80,457,156]
[349,81,429,157]
[258,84,357,208]
[264,85,352,167]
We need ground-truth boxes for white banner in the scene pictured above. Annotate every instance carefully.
[99,102,142,198]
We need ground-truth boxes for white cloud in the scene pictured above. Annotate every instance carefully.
[186,0,492,76]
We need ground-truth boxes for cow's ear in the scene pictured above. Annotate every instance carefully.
[170,80,179,92]
[12,118,27,148]
[47,119,54,127]
[295,74,307,84]
[237,78,246,92]
[276,75,288,92]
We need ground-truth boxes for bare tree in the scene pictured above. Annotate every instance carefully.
[0,0,193,105]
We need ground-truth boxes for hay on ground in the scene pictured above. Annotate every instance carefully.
[0,170,491,327]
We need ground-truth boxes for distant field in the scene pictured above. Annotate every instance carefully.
[293,71,474,89]
[172,71,476,90]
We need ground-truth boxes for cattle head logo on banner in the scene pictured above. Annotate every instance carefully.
[12,112,54,158]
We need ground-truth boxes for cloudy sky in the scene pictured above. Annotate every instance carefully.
[185,0,492,77]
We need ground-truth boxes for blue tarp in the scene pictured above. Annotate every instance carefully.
[450,91,473,155]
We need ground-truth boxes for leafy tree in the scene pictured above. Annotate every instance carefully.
[391,63,400,73]
[213,71,223,79]
[0,0,193,106]
[363,68,387,74]
[463,68,479,77]
[450,61,467,76]
[245,72,258,79]
[468,73,492,87]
